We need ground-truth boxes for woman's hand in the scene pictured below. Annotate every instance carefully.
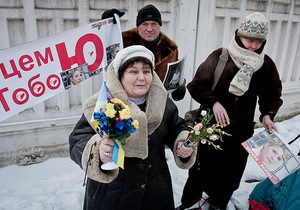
[176,141,194,158]
[212,101,230,127]
[99,137,115,163]
[262,115,278,133]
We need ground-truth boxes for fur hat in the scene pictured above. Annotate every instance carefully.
[113,45,155,75]
[237,12,268,40]
[136,4,162,26]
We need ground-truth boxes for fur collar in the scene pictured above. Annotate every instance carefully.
[82,63,167,159]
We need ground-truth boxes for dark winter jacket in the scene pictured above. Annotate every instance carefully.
[69,63,196,210]
[187,47,283,142]
[180,47,283,209]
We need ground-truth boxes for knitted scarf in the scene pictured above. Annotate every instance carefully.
[227,36,265,96]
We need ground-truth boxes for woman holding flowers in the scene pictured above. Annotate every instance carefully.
[178,13,283,210]
[69,45,196,210]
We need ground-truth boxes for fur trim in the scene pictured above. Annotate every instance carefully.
[82,63,167,160]
[173,130,198,169]
[81,134,119,183]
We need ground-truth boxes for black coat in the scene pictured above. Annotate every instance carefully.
[69,98,192,210]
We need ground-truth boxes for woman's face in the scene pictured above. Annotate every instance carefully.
[137,21,160,42]
[240,37,263,51]
[70,70,82,85]
[121,61,153,98]
[258,142,285,164]
[112,47,119,58]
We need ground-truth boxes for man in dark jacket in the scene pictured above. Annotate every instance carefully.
[101,4,186,101]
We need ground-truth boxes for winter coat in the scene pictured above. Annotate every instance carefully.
[249,168,300,210]
[69,63,197,210]
[122,28,178,82]
[180,47,283,209]
[187,47,283,142]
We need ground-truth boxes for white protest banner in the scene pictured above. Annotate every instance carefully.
[0,17,123,122]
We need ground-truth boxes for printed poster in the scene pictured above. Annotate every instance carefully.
[242,129,300,184]
[163,55,187,93]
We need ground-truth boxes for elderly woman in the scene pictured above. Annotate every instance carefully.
[69,45,196,210]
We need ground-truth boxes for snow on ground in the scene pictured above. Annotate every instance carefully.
[0,114,299,210]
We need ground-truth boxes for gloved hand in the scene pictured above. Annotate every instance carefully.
[171,79,186,101]
[101,9,125,23]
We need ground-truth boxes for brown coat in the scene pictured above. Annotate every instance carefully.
[122,28,178,81]
[181,47,283,209]
[187,47,283,140]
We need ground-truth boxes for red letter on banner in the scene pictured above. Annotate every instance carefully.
[12,88,29,105]
[0,61,22,79]
[75,34,104,72]
[55,42,78,71]
[0,87,10,112]
[19,54,34,71]
[34,47,54,66]
[56,33,104,72]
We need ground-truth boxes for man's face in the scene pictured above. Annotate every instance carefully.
[137,20,160,42]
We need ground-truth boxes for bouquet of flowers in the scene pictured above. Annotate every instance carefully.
[184,109,231,150]
[93,97,139,145]
[91,82,139,169]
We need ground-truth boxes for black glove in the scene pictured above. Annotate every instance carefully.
[101,9,125,24]
[171,84,186,101]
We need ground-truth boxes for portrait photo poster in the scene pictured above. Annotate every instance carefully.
[242,129,300,184]
[163,55,187,93]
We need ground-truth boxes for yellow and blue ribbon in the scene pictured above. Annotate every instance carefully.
[112,143,125,169]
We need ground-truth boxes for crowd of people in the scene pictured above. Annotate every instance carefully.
[68,4,294,210]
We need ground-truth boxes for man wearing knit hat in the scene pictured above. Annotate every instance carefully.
[178,12,282,210]
[101,4,186,101]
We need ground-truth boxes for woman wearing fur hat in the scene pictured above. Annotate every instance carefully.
[69,45,196,210]
[101,4,186,101]
[177,12,283,210]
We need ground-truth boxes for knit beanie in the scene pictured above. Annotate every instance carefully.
[101,9,125,23]
[237,12,268,40]
[113,45,155,76]
[136,4,162,26]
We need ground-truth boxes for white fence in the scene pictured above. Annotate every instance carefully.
[0,0,300,167]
